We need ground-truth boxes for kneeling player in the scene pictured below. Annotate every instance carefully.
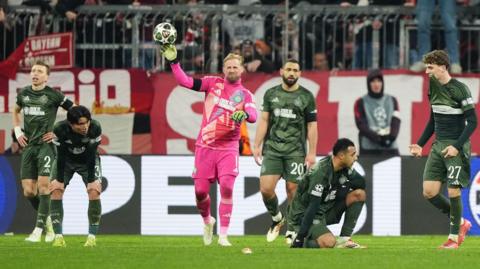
[289,138,366,248]
[49,106,102,247]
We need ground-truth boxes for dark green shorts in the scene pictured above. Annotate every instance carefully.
[423,140,471,188]
[51,155,102,187]
[260,154,305,182]
[20,143,56,179]
[290,201,347,240]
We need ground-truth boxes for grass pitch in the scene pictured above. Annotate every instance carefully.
[1,235,479,269]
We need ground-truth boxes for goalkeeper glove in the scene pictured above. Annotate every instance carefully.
[231,110,248,123]
[160,44,177,62]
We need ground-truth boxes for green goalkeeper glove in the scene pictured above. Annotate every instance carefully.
[231,111,248,123]
[160,44,177,62]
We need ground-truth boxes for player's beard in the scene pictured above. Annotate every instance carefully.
[282,75,298,87]
[226,73,240,83]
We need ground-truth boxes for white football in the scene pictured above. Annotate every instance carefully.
[153,22,177,44]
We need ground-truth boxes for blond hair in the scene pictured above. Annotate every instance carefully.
[223,53,244,65]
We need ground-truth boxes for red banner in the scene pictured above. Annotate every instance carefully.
[0,68,153,114]
[150,71,480,156]
[0,32,73,79]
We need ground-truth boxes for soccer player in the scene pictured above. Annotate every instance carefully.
[160,45,258,246]
[49,106,102,247]
[253,59,317,244]
[409,50,477,249]
[12,61,74,242]
[289,138,366,249]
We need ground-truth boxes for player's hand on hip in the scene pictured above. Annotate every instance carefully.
[42,132,55,143]
[14,126,28,147]
[17,135,28,147]
[160,44,177,61]
[441,145,458,158]
[231,110,248,123]
[305,153,316,170]
[253,146,262,166]
[409,144,422,157]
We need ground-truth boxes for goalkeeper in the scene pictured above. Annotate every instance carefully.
[160,44,257,247]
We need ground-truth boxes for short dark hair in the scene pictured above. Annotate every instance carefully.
[333,138,355,156]
[32,60,50,75]
[67,105,91,124]
[283,59,301,70]
[423,50,450,69]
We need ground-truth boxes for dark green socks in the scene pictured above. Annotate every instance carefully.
[35,194,50,228]
[88,200,102,235]
[340,201,364,237]
[427,194,451,216]
[50,199,63,234]
[449,196,462,235]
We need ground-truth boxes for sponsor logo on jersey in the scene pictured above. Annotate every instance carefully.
[273,108,297,119]
[23,106,45,116]
[69,146,86,155]
[214,97,236,111]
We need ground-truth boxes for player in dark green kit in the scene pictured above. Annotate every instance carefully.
[12,61,74,242]
[49,106,103,247]
[289,138,366,248]
[409,50,477,249]
[253,59,318,244]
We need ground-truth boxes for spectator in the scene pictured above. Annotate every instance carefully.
[354,69,401,156]
[410,0,463,74]
[313,52,330,71]
[222,1,265,50]
[54,0,85,21]
[240,39,275,73]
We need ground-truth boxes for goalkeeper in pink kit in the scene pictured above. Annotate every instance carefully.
[161,45,257,246]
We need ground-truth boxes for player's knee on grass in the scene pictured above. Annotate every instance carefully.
[346,189,366,205]
[316,233,336,248]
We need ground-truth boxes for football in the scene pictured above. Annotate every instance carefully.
[153,22,177,44]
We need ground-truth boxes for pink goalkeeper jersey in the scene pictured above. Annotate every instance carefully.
[171,63,257,151]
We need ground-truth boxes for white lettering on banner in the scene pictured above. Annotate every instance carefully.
[6,70,132,113]
[30,37,61,51]
[140,156,371,235]
[62,156,135,234]
[100,70,131,107]
[329,75,423,155]
[22,55,55,67]
[166,87,204,154]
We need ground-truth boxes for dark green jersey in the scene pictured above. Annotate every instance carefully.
[262,85,317,157]
[288,156,365,225]
[53,119,102,163]
[429,77,475,140]
[16,86,72,145]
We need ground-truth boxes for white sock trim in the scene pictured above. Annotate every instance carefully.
[272,212,283,222]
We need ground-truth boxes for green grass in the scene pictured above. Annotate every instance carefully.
[1,235,479,269]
